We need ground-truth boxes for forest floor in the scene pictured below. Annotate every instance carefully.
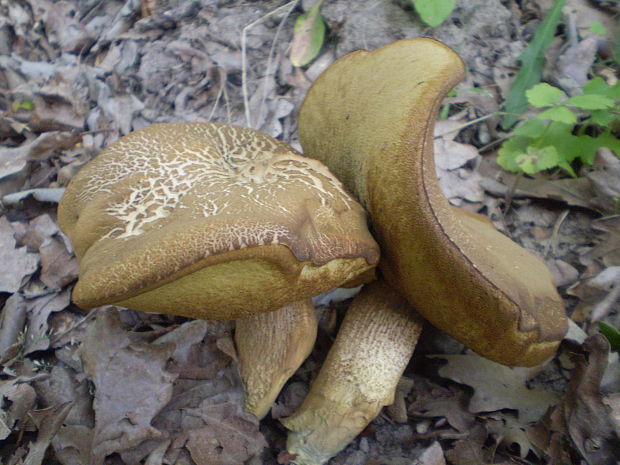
[0,0,619,464]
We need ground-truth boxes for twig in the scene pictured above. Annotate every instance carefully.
[433,112,499,139]
[545,209,569,259]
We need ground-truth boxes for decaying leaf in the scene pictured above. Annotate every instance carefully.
[432,352,560,423]
[529,335,620,464]
[22,402,74,465]
[0,217,39,294]
[409,385,476,434]
[80,309,177,464]
[24,290,71,355]
[0,377,37,440]
[116,319,266,464]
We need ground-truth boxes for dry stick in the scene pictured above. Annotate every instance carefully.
[208,68,227,121]
[241,0,298,128]
[433,112,498,139]
[545,209,570,259]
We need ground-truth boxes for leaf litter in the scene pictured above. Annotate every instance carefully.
[0,0,619,464]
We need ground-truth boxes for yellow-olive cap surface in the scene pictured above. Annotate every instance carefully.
[298,38,567,366]
[59,122,379,319]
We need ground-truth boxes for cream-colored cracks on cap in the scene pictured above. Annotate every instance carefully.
[58,122,379,319]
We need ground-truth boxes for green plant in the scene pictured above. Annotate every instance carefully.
[290,0,326,67]
[599,321,620,352]
[411,0,455,28]
[497,78,620,175]
[501,0,565,129]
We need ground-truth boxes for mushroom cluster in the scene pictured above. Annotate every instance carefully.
[58,39,568,465]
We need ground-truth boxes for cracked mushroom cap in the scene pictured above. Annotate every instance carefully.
[58,122,379,319]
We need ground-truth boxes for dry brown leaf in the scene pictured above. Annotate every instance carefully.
[0,293,27,355]
[485,413,538,459]
[31,0,95,53]
[80,309,177,464]
[39,236,78,290]
[0,217,39,293]
[0,377,37,440]
[118,319,266,465]
[409,386,476,434]
[432,353,560,423]
[24,290,71,355]
[413,441,446,465]
[443,424,493,465]
[530,335,620,465]
[23,402,74,465]
[563,335,620,464]
[587,148,620,215]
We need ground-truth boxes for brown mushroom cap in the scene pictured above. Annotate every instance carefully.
[297,38,567,366]
[58,122,379,319]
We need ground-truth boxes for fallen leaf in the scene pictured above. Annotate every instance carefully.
[39,236,78,290]
[118,319,266,464]
[23,402,74,465]
[0,217,39,294]
[0,293,27,355]
[563,335,620,464]
[409,385,476,434]
[80,309,177,464]
[24,290,71,355]
[0,377,37,440]
[413,441,446,465]
[486,412,538,459]
[432,352,560,423]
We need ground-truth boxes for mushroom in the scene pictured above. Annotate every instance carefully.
[58,121,380,419]
[282,38,568,464]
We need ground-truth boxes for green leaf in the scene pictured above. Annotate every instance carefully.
[538,121,584,163]
[514,119,547,138]
[583,77,620,99]
[588,22,607,35]
[497,137,530,172]
[588,110,616,126]
[412,0,456,28]
[290,1,326,67]
[526,83,566,107]
[515,145,561,174]
[501,0,565,129]
[537,106,577,125]
[599,321,620,352]
[564,94,615,110]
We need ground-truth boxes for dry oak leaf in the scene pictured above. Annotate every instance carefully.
[80,308,177,465]
[432,352,560,423]
[0,217,39,293]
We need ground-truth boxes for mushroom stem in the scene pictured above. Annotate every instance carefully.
[235,299,318,419]
[282,280,423,465]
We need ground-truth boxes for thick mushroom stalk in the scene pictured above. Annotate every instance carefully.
[282,280,423,465]
[235,299,318,419]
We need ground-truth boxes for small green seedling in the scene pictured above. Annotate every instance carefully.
[498,78,620,175]
[599,321,620,352]
[411,0,455,28]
